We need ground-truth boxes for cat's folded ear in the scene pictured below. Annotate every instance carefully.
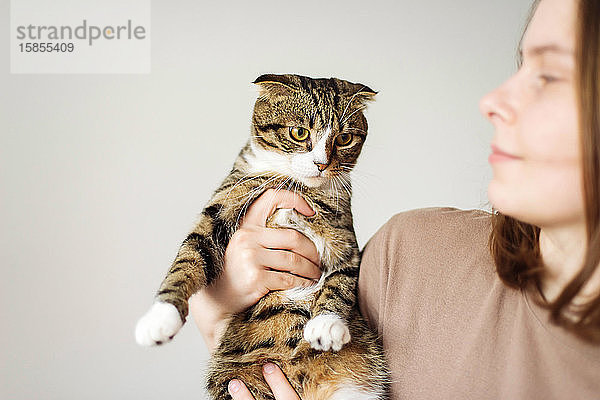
[346,82,378,105]
[253,74,298,97]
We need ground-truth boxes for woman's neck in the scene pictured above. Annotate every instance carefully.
[538,222,598,304]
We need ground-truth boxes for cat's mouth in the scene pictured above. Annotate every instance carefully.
[297,171,335,188]
[287,158,344,188]
[300,176,325,188]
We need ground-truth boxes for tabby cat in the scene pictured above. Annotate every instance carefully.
[135,74,390,399]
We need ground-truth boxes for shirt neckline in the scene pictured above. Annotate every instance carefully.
[522,283,600,364]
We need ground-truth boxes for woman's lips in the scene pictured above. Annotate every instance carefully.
[489,144,521,163]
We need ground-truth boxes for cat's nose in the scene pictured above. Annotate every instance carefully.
[314,162,328,172]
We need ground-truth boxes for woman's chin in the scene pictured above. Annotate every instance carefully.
[488,181,534,224]
[487,180,514,214]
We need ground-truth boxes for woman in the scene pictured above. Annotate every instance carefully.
[191,0,600,398]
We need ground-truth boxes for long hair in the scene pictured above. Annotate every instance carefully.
[489,0,600,342]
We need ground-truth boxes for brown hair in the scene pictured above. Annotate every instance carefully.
[489,0,600,342]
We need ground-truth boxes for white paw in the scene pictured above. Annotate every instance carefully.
[303,313,351,351]
[135,301,183,346]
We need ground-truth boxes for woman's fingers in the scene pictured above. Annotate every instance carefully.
[260,248,321,281]
[228,379,255,399]
[262,363,301,400]
[263,270,316,292]
[244,189,315,227]
[228,364,301,400]
[257,228,320,268]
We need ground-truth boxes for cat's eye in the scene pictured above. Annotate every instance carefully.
[335,133,353,146]
[289,127,310,142]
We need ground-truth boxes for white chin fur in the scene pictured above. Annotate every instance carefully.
[300,176,328,188]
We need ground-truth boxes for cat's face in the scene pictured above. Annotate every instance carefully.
[248,74,376,188]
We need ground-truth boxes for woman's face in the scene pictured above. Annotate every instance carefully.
[479,0,584,228]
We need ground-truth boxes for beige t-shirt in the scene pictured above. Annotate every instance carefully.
[358,207,600,400]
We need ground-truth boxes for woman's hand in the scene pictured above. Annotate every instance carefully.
[190,189,321,351]
[228,363,300,400]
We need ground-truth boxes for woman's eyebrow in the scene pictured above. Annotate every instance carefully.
[519,44,574,59]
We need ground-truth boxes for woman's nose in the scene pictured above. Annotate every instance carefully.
[479,82,515,125]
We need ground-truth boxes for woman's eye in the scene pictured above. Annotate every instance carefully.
[335,133,353,146]
[289,127,310,141]
[538,75,559,85]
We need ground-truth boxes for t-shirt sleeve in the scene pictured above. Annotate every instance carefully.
[358,216,394,334]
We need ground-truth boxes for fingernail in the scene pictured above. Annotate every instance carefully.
[229,380,241,394]
[263,363,276,374]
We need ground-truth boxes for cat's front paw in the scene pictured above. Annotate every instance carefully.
[303,313,351,351]
[135,301,183,346]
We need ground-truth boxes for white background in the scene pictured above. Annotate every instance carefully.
[1,0,531,398]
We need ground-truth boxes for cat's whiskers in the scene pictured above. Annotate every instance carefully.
[336,177,342,215]
[342,172,366,204]
[329,176,340,215]
[336,176,347,214]
[339,85,367,124]
[338,163,373,188]
[340,105,367,125]
[333,175,352,205]
[339,162,378,180]
[235,174,287,227]
[224,171,271,203]
[342,127,368,135]
[338,171,371,195]
[237,175,283,223]
[338,174,353,200]
[339,164,382,201]
[335,176,349,212]
[284,177,294,193]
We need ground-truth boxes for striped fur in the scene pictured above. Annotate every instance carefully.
[136,74,390,399]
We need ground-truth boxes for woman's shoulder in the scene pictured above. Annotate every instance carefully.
[361,207,495,288]
[372,207,492,249]
[359,207,497,333]
[386,206,492,231]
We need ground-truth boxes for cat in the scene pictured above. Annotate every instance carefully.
[135,73,390,400]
